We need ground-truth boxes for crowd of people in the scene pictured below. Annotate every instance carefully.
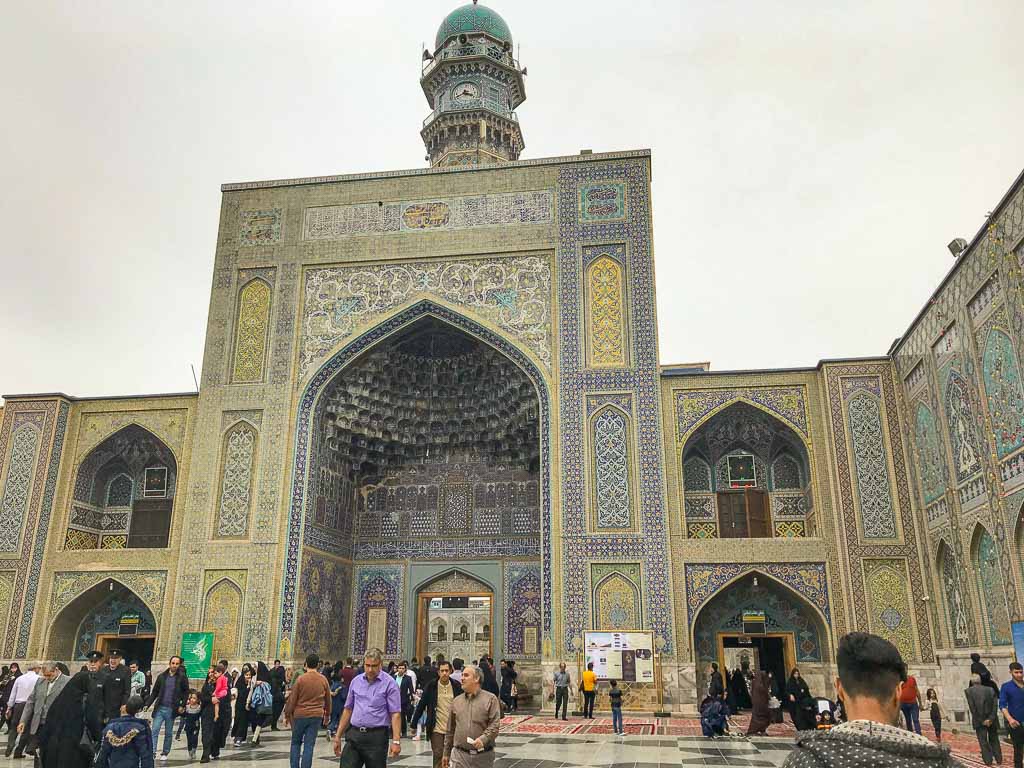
[0,648,521,768]
[694,632,1024,768]
[10,633,1024,768]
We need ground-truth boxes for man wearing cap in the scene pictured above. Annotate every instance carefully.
[98,649,131,724]
[85,651,105,732]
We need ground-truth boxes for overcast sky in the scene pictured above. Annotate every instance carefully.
[2,0,1022,401]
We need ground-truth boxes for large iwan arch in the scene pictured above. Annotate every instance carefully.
[279,300,552,660]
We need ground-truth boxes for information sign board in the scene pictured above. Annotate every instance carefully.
[583,631,654,682]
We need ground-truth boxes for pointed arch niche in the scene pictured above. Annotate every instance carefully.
[201,573,246,662]
[971,525,1012,646]
[414,569,494,662]
[214,420,259,539]
[588,403,636,531]
[681,402,812,539]
[47,580,157,663]
[936,540,973,648]
[691,571,828,699]
[584,251,628,368]
[282,300,552,659]
[591,563,642,631]
[65,424,177,550]
[231,278,272,384]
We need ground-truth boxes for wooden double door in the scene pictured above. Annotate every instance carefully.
[717,489,770,538]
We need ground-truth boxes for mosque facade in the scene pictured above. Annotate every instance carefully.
[2,3,1024,718]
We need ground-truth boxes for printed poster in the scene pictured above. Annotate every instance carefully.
[584,631,654,682]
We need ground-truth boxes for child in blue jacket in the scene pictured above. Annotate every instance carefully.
[96,695,154,768]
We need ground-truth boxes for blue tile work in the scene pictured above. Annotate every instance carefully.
[503,560,542,659]
[279,301,552,650]
[351,564,405,657]
[0,400,67,657]
[557,159,674,654]
[684,562,830,625]
[675,386,809,439]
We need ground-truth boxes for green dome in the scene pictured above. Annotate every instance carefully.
[435,4,512,50]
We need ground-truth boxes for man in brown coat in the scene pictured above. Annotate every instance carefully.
[442,665,500,768]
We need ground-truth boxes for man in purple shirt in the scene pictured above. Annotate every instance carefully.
[333,648,402,768]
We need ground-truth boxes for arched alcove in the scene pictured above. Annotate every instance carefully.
[692,571,828,698]
[682,402,813,539]
[48,580,157,666]
[66,424,177,550]
[971,524,1012,646]
[287,302,551,660]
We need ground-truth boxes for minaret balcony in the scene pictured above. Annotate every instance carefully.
[422,42,519,79]
[423,103,518,128]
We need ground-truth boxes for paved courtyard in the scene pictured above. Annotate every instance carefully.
[0,713,991,768]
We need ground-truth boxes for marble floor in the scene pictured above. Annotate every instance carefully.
[31,728,794,768]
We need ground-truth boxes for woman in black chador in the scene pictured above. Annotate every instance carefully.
[36,670,100,768]
[729,667,751,711]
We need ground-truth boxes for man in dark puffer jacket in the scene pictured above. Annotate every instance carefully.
[782,632,964,768]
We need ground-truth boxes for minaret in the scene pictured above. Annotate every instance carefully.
[420,2,526,167]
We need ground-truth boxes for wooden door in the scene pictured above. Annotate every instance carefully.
[717,492,748,538]
[746,489,770,538]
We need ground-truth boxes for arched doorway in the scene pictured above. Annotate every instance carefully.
[48,580,157,669]
[415,570,494,661]
[692,572,828,699]
[283,303,548,660]
[682,402,812,539]
[65,424,178,550]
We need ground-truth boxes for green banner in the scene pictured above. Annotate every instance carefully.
[181,632,214,681]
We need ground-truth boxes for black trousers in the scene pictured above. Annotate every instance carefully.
[201,709,216,760]
[272,696,284,729]
[215,700,232,750]
[5,703,25,756]
[554,687,568,718]
[340,727,389,768]
[1010,722,1024,768]
[976,720,1002,766]
[583,691,596,718]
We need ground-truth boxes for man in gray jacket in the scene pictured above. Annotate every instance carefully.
[966,673,1002,766]
[18,662,67,757]
[782,633,963,767]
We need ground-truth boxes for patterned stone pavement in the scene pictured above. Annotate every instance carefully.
[0,714,991,768]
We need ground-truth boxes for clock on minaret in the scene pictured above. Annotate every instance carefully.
[420,2,527,167]
[453,82,480,103]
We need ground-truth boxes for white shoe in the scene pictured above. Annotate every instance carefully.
[159,756,168,763]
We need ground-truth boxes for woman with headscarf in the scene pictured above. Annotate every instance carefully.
[231,666,252,746]
[479,658,500,698]
[247,662,273,745]
[785,668,814,731]
[35,670,100,768]
[729,667,750,712]
[971,652,1000,696]
[745,671,772,736]
[0,663,21,731]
